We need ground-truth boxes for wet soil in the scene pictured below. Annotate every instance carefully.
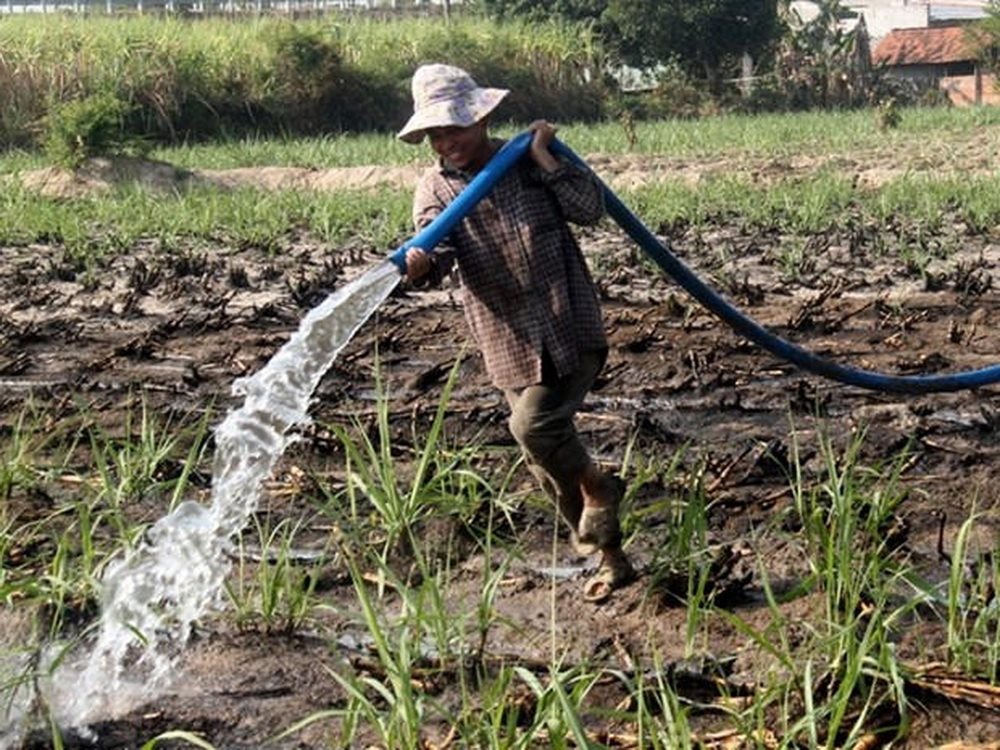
[3,150,1000,748]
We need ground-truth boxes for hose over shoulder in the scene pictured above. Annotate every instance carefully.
[387,132,1000,394]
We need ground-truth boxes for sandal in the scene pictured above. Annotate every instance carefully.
[582,553,636,603]
[570,529,599,557]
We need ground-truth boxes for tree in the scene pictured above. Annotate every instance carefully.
[773,0,874,108]
[479,0,782,94]
[969,1,1000,76]
[603,0,781,90]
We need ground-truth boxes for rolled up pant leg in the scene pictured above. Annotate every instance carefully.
[504,349,606,528]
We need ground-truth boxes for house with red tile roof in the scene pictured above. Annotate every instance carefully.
[872,24,999,105]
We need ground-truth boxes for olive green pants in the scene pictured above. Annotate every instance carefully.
[504,348,607,529]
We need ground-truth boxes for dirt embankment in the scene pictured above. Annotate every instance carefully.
[19,128,1000,199]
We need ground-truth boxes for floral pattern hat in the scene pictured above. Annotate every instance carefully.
[397,63,509,144]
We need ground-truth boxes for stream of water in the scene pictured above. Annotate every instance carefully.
[37,260,401,732]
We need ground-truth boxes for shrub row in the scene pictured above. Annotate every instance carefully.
[0,14,607,153]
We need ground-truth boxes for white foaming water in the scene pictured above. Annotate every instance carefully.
[42,260,402,731]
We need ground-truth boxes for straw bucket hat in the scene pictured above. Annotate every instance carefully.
[397,63,509,144]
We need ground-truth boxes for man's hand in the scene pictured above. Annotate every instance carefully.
[527,119,560,173]
[405,246,432,282]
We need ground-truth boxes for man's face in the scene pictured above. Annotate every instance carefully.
[426,121,490,171]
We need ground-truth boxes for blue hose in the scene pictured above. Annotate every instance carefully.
[388,132,533,272]
[549,140,1000,394]
[389,131,1000,394]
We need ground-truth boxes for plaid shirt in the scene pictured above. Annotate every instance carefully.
[412,140,607,389]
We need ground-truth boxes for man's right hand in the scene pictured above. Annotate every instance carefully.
[405,247,432,282]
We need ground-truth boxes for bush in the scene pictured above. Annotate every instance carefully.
[267,25,342,124]
[264,25,405,133]
[42,91,136,167]
[875,97,901,130]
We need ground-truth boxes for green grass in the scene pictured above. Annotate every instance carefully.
[6,157,1000,267]
[6,102,997,172]
[2,99,998,746]
[225,516,323,634]
[149,132,424,170]
[4,104,999,263]
[0,179,414,255]
[944,508,1000,682]
[563,104,1000,158]
[0,400,211,636]
[785,428,916,747]
[2,382,997,747]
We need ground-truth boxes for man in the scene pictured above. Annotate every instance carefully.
[399,63,633,601]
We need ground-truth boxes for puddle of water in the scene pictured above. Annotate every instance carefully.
[335,632,461,664]
[32,260,402,733]
[927,408,989,429]
[589,394,678,414]
[537,565,587,580]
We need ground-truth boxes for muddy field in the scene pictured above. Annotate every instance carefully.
[3,147,1000,748]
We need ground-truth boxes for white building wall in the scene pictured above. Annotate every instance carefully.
[841,1,988,42]
[845,2,928,40]
[789,2,925,40]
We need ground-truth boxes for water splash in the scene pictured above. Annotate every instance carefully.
[46,260,402,729]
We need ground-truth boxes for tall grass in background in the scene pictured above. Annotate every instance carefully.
[0,15,276,148]
[331,16,604,122]
[0,14,604,150]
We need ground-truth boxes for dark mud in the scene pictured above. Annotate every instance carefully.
[2,173,1000,747]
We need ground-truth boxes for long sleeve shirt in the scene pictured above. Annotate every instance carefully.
[412,139,607,390]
